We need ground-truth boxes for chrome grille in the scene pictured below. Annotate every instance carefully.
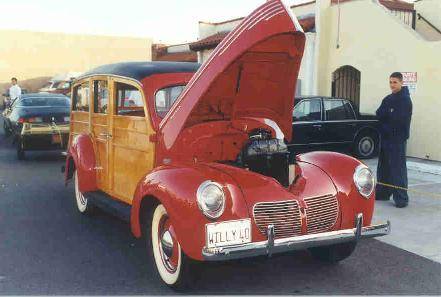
[304,194,339,234]
[253,200,302,238]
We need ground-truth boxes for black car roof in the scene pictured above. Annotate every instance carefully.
[295,96,346,100]
[78,61,200,82]
[21,93,68,98]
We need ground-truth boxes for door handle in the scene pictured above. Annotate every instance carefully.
[99,132,113,139]
[313,124,322,128]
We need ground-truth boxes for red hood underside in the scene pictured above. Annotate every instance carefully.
[160,0,305,149]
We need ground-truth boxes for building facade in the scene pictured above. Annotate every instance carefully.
[0,30,152,84]
[189,0,441,161]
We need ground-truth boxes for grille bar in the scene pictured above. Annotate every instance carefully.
[305,195,339,234]
[253,200,302,238]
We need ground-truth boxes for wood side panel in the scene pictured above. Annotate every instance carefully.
[109,78,156,204]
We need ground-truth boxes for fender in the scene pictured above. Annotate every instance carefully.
[65,133,98,193]
[131,163,249,261]
[296,151,375,228]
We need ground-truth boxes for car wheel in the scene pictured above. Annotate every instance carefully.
[353,132,378,159]
[74,170,94,214]
[3,120,11,137]
[309,242,356,263]
[147,203,196,290]
[16,138,25,160]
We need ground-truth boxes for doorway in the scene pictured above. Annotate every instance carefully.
[332,66,361,111]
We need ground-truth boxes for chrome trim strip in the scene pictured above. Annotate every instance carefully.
[202,214,391,261]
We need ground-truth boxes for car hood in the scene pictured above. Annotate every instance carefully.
[160,0,305,149]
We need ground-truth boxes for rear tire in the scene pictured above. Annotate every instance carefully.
[145,203,197,291]
[73,170,94,214]
[309,242,356,263]
[353,132,378,159]
[3,120,11,137]
[17,138,25,160]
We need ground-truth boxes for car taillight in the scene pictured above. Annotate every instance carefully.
[18,117,43,123]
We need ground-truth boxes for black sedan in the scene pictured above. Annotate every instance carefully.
[3,93,70,159]
[289,96,379,159]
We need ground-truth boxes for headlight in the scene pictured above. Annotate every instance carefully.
[197,181,225,219]
[353,165,375,198]
[64,116,70,122]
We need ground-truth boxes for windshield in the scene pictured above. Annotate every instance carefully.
[18,96,70,107]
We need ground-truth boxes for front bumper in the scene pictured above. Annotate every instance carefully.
[202,213,390,261]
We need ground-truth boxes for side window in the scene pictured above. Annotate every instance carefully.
[293,99,322,121]
[155,85,185,118]
[324,100,350,121]
[343,101,356,120]
[72,82,90,111]
[115,82,144,117]
[93,80,109,114]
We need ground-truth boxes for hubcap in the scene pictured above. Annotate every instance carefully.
[359,136,374,156]
[161,230,174,259]
[158,217,179,273]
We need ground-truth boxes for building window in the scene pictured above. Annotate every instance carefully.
[93,80,109,114]
[72,82,90,112]
[115,82,144,117]
[155,85,185,118]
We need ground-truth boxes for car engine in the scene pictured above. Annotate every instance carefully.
[238,129,290,186]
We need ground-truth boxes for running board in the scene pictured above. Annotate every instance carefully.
[83,191,131,222]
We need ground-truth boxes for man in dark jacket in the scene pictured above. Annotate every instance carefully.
[375,72,413,208]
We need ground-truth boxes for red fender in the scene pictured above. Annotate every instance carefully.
[296,151,375,228]
[65,134,98,193]
[130,163,249,261]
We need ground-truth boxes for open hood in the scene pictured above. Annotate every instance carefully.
[160,0,305,149]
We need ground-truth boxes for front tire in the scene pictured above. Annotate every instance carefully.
[146,203,196,290]
[73,170,94,214]
[309,242,356,263]
[353,132,378,159]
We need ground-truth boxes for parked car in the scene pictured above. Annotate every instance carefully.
[3,93,70,159]
[290,96,379,159]
[64,0,389,290]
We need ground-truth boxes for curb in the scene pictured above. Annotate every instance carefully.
[407,161,441,176]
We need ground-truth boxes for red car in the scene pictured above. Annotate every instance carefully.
[64,0,390,289]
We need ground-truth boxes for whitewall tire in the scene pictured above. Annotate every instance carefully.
[74,170,93,214]
[147,203,195,290]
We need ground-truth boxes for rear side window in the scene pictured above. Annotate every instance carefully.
[72,83,90,111]
[155,85,185,118]
[115,82,144,117]
[324,100,353,120]
[93,80,109,114]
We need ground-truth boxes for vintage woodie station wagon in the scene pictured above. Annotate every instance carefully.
[64,0,390,289]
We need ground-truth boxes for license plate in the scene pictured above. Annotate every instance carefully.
[206,219,252,248]
[52,134,61,144]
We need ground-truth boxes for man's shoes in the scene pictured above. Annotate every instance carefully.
[395,202,408,208]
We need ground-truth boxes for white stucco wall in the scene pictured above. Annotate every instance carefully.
[317,0,441,161]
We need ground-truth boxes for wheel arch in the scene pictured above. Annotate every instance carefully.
[65,133,98,193]
[353,126,379,143]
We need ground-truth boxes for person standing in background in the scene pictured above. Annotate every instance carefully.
[8,77,22,106]
[375,72,413,208]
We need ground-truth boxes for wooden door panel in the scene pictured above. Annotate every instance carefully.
[91,113,109,192]
[111,115,154,203]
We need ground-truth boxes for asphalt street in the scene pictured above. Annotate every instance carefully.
[0,116,440,295]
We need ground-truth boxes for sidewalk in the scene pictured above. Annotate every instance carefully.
[364,157,441,264]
